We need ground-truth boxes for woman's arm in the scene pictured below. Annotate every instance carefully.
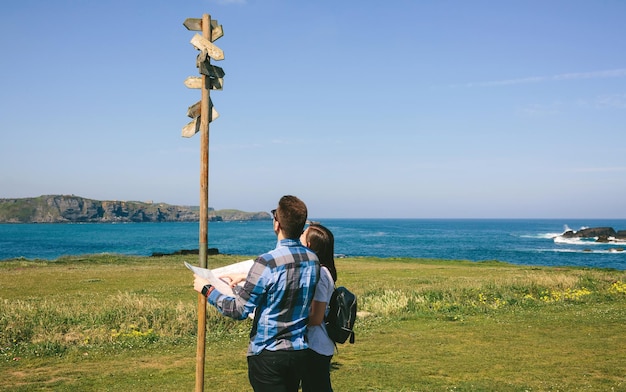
[308,300,327,326]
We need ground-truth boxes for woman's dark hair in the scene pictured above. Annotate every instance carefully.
[306,223,337,282]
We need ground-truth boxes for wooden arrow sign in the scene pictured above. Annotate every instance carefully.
[210,22,224,41]
[187,101,202,118]
[184,76,203,89]
[182,113,220,138]
[198,62,225,79]
[182,100,219,137]
[183,18,202,31]
[182,117,201,138]
[190,33,224,61]
[184,76,223,90]
[186,99,219,119]
[183,19,224,42]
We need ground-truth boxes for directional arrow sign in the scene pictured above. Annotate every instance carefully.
[182,100,219,137]
[187,101,202,118]
[187,99,219,120]
[181,111,219,137]
[183,18,202,31]
[198,62,225,79]
[190,33,224,61]
[210,22,224,41]
[210,77,224,90]
[185,100,203,118]
[184,76,203,89]
[183,19,224,42]
[184,76,223,90]
[181,117,201,138]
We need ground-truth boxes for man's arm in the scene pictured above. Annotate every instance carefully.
[195,256,269,320]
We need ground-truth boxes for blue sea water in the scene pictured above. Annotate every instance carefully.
[1,219,625,270]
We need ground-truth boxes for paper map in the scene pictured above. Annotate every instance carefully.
[184,259,254,297]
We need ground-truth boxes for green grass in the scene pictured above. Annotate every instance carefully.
[1,254,625,391]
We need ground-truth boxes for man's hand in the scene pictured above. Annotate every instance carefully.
[220,273,247,288]
[193,274,210,293]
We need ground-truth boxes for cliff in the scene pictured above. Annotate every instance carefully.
[0,195,270,223]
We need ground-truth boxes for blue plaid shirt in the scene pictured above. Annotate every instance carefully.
[207,238,320,356]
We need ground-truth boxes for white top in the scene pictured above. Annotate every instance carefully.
[307,266,335,356]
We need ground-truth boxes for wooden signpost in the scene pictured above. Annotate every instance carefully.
[182,13,225,392]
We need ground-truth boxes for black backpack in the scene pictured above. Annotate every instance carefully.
[325,286,357,344]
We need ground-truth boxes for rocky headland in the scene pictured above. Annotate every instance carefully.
[0,195,270,223]
[560,227,626,242]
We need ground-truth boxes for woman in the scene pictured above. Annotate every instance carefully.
[300,223,337,392]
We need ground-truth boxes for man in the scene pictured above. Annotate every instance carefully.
[193,195,319,392]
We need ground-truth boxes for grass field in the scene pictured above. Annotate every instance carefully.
[1,254,625,391]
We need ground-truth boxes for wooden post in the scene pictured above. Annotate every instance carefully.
[184,12,224,391]
[195,13,211,392]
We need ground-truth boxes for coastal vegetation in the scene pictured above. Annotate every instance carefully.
[1,254,625,391]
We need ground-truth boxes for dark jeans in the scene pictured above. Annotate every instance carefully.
[301,349,333,392]
[247,349,308,392]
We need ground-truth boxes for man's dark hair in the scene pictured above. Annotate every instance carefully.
[276,195,307,239]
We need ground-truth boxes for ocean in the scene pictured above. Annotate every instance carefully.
[1,219,625,270]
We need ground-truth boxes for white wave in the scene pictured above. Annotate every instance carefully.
[553,236,599,245]
[364,231,388,237]
[553,236,626,245]
[525,224,590,241]
[526,248,626,255]
[536,232,564,239]
[562,224,591,234]
[519,233,558,241]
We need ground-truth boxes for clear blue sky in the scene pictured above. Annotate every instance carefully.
[1,0,625,218]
